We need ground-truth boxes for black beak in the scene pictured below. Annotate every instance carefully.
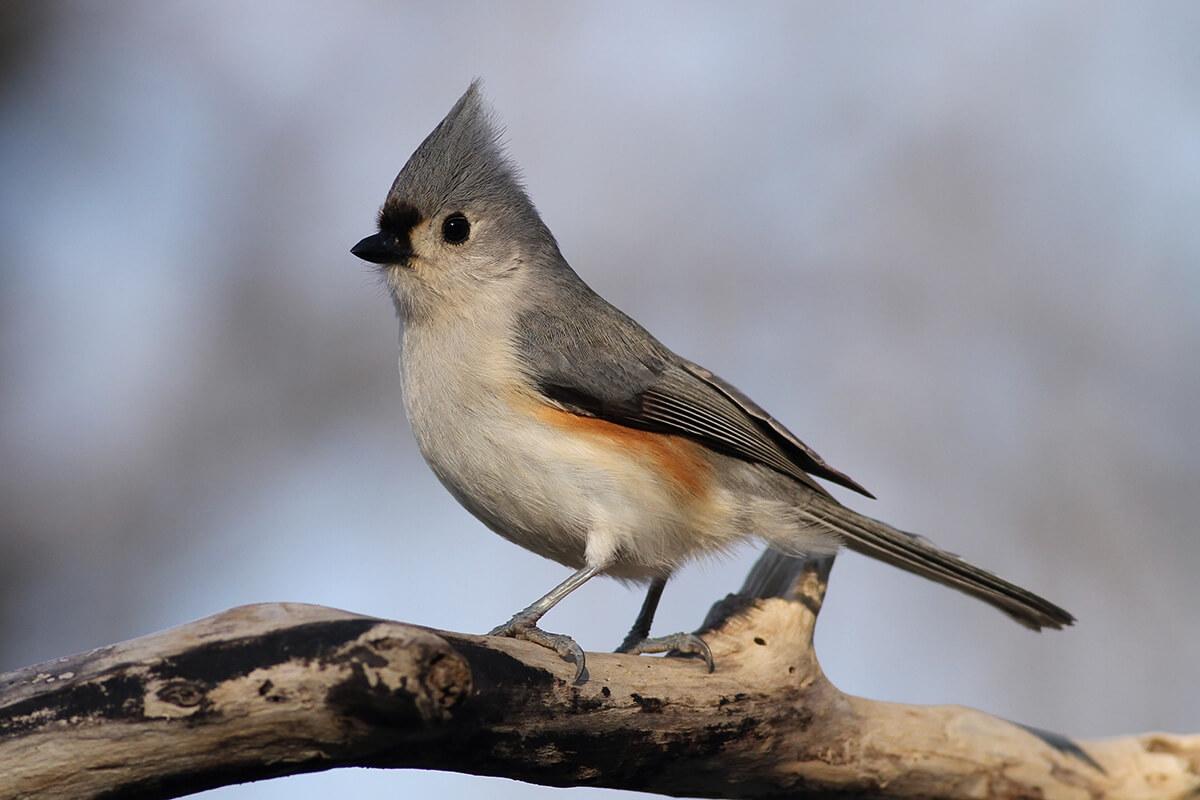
[351,232,413,265]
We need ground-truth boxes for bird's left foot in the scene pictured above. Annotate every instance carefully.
[616,632,714,672]
[489,616,587,683]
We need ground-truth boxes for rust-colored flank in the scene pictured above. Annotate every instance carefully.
[531,403,714,498]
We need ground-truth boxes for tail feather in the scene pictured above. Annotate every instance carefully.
[801,495,1075,631]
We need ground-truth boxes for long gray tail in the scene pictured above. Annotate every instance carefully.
[801,494,1074,630]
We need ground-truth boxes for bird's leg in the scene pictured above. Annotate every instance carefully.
[488,565,599,683]
[615,576,714,672]
[617,576,667,650]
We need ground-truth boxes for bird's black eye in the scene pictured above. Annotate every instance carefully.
[442,213,470,244]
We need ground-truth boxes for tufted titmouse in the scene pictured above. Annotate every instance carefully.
[351,83,1073,680]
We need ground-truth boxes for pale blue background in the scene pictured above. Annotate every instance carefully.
[1,2,1198,798]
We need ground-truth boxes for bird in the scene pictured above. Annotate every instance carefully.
[350,82,1073,681]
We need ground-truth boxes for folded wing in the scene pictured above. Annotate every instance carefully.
[518,289,872,498]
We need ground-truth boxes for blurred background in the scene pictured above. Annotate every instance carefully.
[2,2,1198,797]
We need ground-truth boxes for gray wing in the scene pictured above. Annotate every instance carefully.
[669,357,874,498]
[514,284,874,499]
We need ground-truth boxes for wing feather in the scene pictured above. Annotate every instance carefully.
[675,359,875,497]
[516,283,873,498]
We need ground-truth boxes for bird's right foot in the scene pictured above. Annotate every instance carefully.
[489,616,587,683]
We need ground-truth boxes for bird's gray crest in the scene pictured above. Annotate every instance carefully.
[385,81,546,238]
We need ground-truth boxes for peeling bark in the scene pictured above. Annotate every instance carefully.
[1,553,1195,799]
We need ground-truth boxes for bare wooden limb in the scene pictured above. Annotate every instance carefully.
[1,554,1196,800]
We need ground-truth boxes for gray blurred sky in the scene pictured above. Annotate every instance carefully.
[1,2,1198,798]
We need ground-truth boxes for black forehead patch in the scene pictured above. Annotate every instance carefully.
[377,201,422,237]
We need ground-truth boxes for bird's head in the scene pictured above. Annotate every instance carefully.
[351,81,559,321]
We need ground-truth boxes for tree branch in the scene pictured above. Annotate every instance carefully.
[2,552,1195,799]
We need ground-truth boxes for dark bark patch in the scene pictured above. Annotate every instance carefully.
[434,637,560,729]
[326,661,423,727]
[150,619,379,687]
[2,620,379,737]
[0,672,145,735]
[717,693,748,708]
[442,636,555,694]
[630,693,664,713]
[156,680,205,708]
[568,688,608,714]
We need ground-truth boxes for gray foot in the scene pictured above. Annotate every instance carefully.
[616,632,714,673]
[489,617,587,683]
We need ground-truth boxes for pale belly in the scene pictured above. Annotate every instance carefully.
[407,387,738,580]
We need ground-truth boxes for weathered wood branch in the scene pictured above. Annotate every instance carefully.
[1,552,1196,799]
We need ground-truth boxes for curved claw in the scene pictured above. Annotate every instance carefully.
[615,632,715,673]
[489,618,587,683]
